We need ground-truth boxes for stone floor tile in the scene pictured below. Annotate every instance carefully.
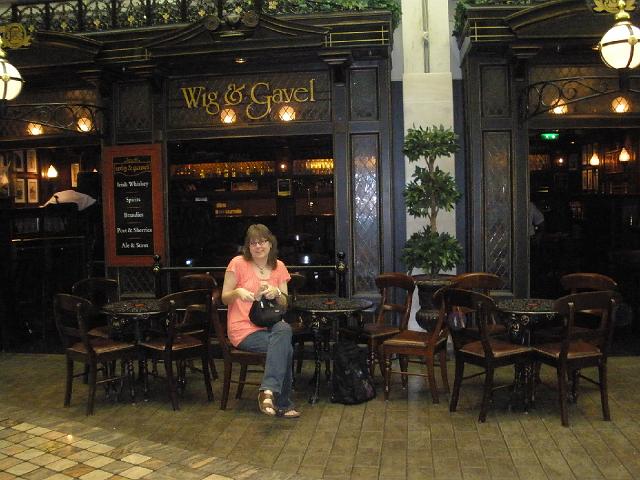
[5,461,38,476]
[119,465,153,479]
[47,458,79,472]
[120,453,152,465]
[79,470,115,480]
[67,450,100,463]
[13,448,45,461]
[21,466,58,480]
[29,452,62,467]
[0,457,21,470]
[84,455,116,469]
[62,463,95,478]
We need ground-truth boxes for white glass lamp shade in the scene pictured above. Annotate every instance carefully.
[0,57,23,100]
[599,21,640,69]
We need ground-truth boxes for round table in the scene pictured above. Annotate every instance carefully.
[496,298,556,345]
[102,299,163,342]
[292,296,373,404]
[496,297,556,411]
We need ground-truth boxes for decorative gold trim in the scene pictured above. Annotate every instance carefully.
[593,0,636,14]
[0,23,31,49]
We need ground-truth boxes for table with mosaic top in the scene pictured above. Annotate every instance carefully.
[101,299,164,343]
[496,298,557,345]
[292,296,373,404]
[497,297,557,410]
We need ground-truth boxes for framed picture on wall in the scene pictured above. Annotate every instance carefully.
[71,163,80,187]
[14,178,25,203]
[27,178,38,203]
[12,151,24,172]
[26,150,37,173]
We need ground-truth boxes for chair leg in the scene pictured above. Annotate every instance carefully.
[164,356,179,411]
[376,343,386,379]
[439,349,450,393]
[368,341,376,377]
[295,341,304,374]
[426,353,439,404]
[82,364,89,384]
[479,367,494,423]
[221,363,232,410]
[64,356,74,407]
[399,355,409,389]
[599,363,611,421]
[383,350,392,401]
[450,357,464,412]
[557,366,569,427]
[236,364,248,399]
[86,362,97,416]
[201,353,214,402]
[570,369,580,403]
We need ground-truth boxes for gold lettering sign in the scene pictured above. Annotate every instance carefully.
[179,78,316,121]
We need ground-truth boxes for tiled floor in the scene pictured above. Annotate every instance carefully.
[1,352,640,479]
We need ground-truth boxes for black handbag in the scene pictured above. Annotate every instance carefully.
[249,298,285,327]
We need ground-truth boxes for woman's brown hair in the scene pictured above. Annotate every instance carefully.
[241,224,278,269]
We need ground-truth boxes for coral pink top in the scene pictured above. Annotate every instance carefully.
[226,255,291,347]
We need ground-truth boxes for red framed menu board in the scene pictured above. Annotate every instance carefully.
[103,144,165,266]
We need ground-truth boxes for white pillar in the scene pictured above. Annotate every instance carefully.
[399,0,456,329]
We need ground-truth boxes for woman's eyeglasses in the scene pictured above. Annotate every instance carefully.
[249,239,269,247]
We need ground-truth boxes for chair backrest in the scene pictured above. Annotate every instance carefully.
[211,290,234,359]
[178,273,217,292]
[552,290,618,356]
[450,272,503,294]
[288,272,305,302]
[436,288,497,356]
[374,272,416,330]
[53,293,94,350]
[72,277,119,308]
[560,273,618,294]
[158,289,212,349]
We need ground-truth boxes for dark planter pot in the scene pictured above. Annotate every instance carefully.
[413,273,455,331]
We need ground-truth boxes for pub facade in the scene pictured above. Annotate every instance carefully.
[0,0,407,347]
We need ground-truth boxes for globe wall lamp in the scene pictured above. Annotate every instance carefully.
[598,0,640,69]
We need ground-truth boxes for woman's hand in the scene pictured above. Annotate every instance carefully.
[235,287,255,302]
[257,285,280,301]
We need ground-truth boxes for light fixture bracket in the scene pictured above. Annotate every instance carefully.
[0,102,104,135]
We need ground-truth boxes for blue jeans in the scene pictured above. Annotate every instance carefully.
[238,321,294,410]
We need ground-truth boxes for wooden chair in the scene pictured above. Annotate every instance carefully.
[382,298,449,403]
[54,293,137,415]
[71,277,119,338]
[341,272,415,377]
[444,288,531,422]
[178,272,219,380]
[533,291,617,427]
[449,272,506,338]
[561,272,618,293]
[536,273,618,344]
[139,289,214,410]
[212,292,266,410]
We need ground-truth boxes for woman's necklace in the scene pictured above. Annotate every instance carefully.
[255,262,267,276]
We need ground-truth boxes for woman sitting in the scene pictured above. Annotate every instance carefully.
[221,224,299,418]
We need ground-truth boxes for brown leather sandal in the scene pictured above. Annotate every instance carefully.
[277,408,301,419]
[258,390,276,417]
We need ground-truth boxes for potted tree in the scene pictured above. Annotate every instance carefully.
[401,124,463,330]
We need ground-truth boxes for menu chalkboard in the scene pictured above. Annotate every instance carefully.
[113,156,154,255]
[103,144,164,267]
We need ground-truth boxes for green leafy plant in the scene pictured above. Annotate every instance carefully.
[401,125,463,275]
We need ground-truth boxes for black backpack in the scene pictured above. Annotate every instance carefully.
[330,340,376,404]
